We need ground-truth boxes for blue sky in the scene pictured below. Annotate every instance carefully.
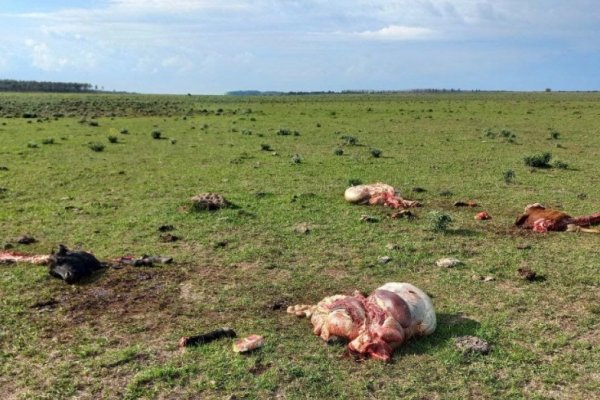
[0,0,598,94]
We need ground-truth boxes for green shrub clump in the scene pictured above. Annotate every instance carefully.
[88,142,105,152]
[341,135,358,145]
[503,169,516,183]
[524,152,552,168]
[428,211,452,233]
[151,130,162,139]
[549,130,561,140]
[554,160,569,169]
[370,148,382,158]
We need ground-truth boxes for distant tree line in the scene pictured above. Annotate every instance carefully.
[0,79,97,93]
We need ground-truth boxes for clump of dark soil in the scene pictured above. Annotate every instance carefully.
[16,235,37,244]
[517,267,538,281]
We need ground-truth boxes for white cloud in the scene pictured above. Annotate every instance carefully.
[161,55,194,72]
[25,39,69,71]
[355,25,436,40]
[2,1,599,93]
[108,0,250,13]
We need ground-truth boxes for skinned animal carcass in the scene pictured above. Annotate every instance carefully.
[515,203,600,233]
[344,183,420,209]
[288,282,436,361]
[0,251,50,265]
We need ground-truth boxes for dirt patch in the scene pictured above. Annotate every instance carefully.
[249,361,272,376]
[179,281,206,302]
[57,267,185,329]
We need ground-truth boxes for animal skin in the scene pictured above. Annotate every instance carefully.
[48,244,104,284]
[288,282,436,361]
[515,203,600,233]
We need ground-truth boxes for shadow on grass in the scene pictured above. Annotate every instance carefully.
[49,267,108,286]
[396,313,480,357]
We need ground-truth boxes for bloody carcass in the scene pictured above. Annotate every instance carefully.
[287,282,436,361]
[515,203,600,233]
[344,183,421,209]
[0,251,50,265]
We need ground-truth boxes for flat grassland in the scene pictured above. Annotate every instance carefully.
[0,92,599,399]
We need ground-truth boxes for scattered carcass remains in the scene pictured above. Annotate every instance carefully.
[515,203,600,233]
[344,183,421,209]
[288,282,436,361]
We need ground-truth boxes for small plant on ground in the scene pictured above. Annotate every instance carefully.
[483,128,496,138]
[428,211,452,233]
[170,138,177,144]
[42,138,55,145]
[503,169,516,184]
[108,136,118,143]
[88,121,99,127]
[341,135,358,145]
[554,160,569,169]
[549,130,561,140]
[27,142,38,148]
[260,143,272,151]
[348,178,362,186]
[151,130,162,139]
[524,152,552,168]
[88,142,105,152]
[500,129,517,143]
[291,154,302,164]
[120,129,129,134]
[277,128,291,136]
[334,148,344,156]
[370,148,382,158]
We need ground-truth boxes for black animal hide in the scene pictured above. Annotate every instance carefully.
[48,244,104,284]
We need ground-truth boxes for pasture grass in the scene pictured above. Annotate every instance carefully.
[1,92,599,399]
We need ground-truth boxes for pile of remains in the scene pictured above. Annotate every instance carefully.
[288,282,436,361]
[190,193,232,211]
[344,183,421,209]
[515,203,600,233]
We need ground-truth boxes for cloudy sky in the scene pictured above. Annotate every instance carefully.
[0,0,598,94]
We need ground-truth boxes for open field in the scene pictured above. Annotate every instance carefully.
[1,92,599,399]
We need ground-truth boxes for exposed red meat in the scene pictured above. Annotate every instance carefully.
[475,211,491,220]
[344,183,421,209]
[516,203,600,233]
[288,282,436,361]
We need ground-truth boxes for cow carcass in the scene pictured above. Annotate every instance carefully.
[515,203,600,233]
[288,282,436,361]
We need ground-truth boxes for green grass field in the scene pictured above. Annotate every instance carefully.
[1,92,599,399]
